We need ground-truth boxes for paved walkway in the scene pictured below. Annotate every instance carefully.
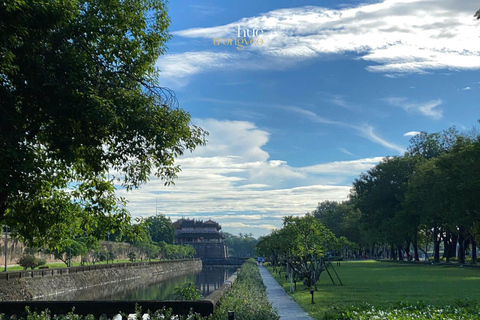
[258,265,314,320]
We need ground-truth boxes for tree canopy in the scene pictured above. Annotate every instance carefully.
[310,126,480,264]
[144,214,175,244]
[0,0,206,249]
[224,232,258,257]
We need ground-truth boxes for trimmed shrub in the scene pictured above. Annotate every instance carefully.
[18,255,38,270]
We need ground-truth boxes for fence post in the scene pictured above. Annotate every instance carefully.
[228,311,234,320]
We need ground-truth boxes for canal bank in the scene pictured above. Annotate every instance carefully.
[0,259,202,301]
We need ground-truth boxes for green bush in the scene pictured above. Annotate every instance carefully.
[18,255,38,270]
[107,251,116,261]
[18,255,47,270]
[93,250,106,263]
[36,258,47,268]
[174,282,203,300]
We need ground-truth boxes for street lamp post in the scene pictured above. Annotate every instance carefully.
[106,231,110,264]
[3,226,7,272]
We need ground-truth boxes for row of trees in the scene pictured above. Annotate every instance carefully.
[314,127,480,264]
[224,232,258,257]
[256,125,480,292]
[121,214,195,261]
[256,215,354,292]
[18,214,195,267]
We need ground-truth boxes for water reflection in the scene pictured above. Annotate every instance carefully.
[42,266,238,301]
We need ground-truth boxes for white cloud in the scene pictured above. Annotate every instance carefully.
[356,124,406,154]
[188,119,270,161]
[116,119,384,237]
[302,157,383,175]
[156,51,241,86]
[384,97,443,120]
[404,131,421,137]
[162,0,480,80]
[339,148,354,156]
[461,86,472,90]
[221,222,277,230]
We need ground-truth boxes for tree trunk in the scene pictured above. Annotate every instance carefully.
[405,242,411,261]
[413,242,419,261]
[397,245,403,260]
[458,233,465,264]
[390,245,396,260]
[443,231,450,258]
[433,225,440,263]
[288,263,294,292]
[449,233,458,259]
[471,238,477,265]
[445,232,451,263]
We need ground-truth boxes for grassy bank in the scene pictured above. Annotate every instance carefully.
[5,259,135,272]
[267,260,480,319]
[214,259,279,320]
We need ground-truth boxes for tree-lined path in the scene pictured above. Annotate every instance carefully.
[258,264,313,320]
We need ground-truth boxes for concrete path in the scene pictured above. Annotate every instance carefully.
[258,265,314,320]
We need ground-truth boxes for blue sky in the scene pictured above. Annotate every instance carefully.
[117,0,480,237]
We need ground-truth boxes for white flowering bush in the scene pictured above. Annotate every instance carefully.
[5,307,211,320]
[334,300,480,320]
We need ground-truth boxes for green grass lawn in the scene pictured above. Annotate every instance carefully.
[267,260,480,319]
[4,259,145,272]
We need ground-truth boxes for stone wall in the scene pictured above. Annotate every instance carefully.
[204,271,238,307]
[192,243,228,259]
[0,259,202,301]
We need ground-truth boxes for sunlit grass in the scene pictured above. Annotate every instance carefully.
[4,259,149,272]
[267,260,480,319]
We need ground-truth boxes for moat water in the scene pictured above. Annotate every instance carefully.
[43,266,238,301]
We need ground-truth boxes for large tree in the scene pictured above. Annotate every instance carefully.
[145,214,175,244]
[350,156,419,260]
[0,0,206,248]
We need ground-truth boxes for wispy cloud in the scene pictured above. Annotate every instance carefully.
[356,124,405,154]
[163,0,480,81]
[339,148,354,156]
[461,86,472,90]
[279,105,405,154]
[190,5,225,15]
[384,97,443,120]
[200,97,405,154]
[301,157,383,174]
[156,52,242,86]
[318,92,361,112]
[404,131,421,137]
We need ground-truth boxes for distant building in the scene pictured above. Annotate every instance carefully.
[173,218,229,259]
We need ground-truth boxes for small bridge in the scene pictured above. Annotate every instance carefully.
[202,257,248,266]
